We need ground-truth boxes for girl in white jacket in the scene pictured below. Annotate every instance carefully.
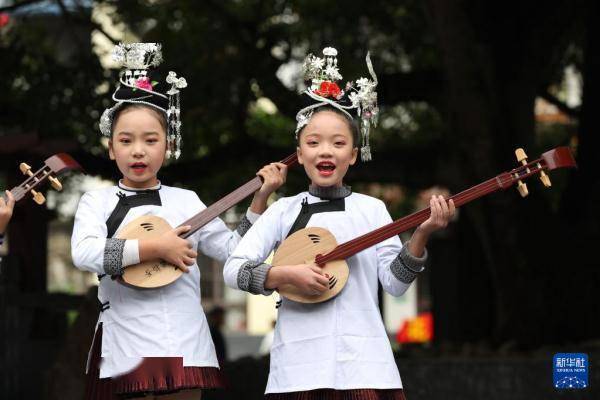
[72,43,286,400]
[224,48,454,400]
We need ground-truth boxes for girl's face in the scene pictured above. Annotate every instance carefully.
[108,107,167,189]
[297,111,358,188]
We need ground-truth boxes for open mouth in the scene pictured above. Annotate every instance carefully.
[316,161,336,176]
[130,162,147,173]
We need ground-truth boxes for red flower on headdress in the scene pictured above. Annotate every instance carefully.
[135,77,153,91]
[314,81,341,99]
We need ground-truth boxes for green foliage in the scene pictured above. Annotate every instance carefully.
[1,1,445,193]
[0,12,106,152]
[99,0,444,194]
[246,107,295,148]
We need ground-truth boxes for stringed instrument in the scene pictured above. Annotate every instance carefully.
[4,153,83,205]
[272,147,576,303]
[118,153,298,289]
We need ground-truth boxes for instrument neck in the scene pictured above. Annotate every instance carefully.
[316,174,510,265]
[178,153,298,239]
[179,176,263,238]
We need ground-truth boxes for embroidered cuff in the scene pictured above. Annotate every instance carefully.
[390,242,427,284]
[236,215,253,237]
[122,239,140,267]
[103,238,126,276]
[399,241,428,271]
[237,261,274,295]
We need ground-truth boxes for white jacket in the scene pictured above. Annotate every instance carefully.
[72,183,256,378]
[224,191,415,393]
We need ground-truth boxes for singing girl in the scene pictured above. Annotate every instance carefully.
[72,43,287,399]
[224,47,455,400]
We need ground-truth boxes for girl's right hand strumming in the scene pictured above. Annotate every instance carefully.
[267,264,329,296]
[140,225,197,272]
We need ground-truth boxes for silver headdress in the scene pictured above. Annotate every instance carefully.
[99,43,187,159]
[296,47,379,161]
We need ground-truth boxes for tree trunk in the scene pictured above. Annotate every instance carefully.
[425,0,580,345]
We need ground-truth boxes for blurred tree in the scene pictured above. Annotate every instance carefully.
[424,0,591,346]
[0,0,107,291]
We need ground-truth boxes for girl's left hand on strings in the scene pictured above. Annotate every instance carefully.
[418,195,455,235]
[256,162,288,198]
[0,190,15,234]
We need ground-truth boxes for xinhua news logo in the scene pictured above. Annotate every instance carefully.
[553,353,588,389]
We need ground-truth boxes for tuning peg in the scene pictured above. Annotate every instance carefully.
[30,189,45,205]
[535,162,552,187]
[515,148,528,164]
[514,148,530,197]
[20,162,33,176]
[515,148,531,172]
[539,171,551,187]
[48,175,63,191]
[516,181,529,197]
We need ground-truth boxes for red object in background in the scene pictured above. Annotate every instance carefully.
[0,13,10,28]
[396,312,434,344]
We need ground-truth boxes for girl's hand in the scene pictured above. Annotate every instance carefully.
[156,225,197,272]
[281,263,329,296]
[266,263,329,296]
[250,162,288,214]
[0,190,15,234]
[418,195,455,236]
[256,162,288,198]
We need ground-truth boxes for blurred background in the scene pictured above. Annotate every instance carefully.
[0,0,598,399]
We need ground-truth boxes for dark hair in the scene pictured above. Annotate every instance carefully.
[111,103,168,136]
[297,106,359,147]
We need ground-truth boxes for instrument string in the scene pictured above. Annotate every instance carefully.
[320,162,547,263]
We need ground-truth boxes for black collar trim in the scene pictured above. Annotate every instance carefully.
[308,184,351,200]
[105,190,162,238]
[286,197,346,238]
